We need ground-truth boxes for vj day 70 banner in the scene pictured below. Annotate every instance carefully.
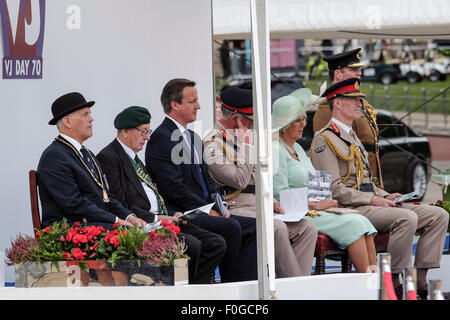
[0,0,45,79]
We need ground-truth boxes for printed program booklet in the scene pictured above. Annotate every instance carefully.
[308,170,332,202]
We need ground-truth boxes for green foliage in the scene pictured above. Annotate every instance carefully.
[109,226,148,267]
[31,219,69,264]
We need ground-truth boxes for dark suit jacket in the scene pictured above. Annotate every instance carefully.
[97,138,165,223]
[145,117,218,213]
[37,136,133,228]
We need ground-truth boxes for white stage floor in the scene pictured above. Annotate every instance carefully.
[0,272,378,300]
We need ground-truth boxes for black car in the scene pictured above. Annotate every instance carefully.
[298,109,431,199]
[361,62,402,85]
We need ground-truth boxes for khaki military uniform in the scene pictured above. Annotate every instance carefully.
[313,99,383,187]
[203,122,318,277]
[311,120,449,273]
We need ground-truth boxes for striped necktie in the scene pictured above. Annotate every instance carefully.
[133,154,168,215]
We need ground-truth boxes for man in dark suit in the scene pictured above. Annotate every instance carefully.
[37,92,146,230]
[145,78,258,282]
[96,106,226,284]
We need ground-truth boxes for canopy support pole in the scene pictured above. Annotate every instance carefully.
[250,0,277,300]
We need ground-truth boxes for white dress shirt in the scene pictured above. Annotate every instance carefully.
[166,115,200,163]
[330,117,352,135]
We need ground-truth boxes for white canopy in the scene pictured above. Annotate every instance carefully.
[213,0,450,39]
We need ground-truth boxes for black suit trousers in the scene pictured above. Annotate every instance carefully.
[180,223,226,284]
[190,214,257,283]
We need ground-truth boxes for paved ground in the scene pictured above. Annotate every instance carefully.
[421,135,450,203]
[392,111,450,136]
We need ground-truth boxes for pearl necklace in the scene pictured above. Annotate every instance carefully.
[281,137,299,161]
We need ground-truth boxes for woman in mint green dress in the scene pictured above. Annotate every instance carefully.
[272,87,377,273]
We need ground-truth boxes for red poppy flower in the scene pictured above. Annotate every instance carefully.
[149,231,159,240]
[112,222,120,229]
[62,252,71,260]
[73,222,81,227]
[71,248,87,260]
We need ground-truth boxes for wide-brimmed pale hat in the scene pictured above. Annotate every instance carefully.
[272,87,312,132]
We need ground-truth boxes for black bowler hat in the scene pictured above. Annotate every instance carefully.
[323,78,366,102]
[49,92,95,125]
[323,48,365,71]
[220,87,253,120]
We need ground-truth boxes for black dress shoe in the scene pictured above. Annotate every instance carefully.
[394,284,403,300]
[417,288,428,300]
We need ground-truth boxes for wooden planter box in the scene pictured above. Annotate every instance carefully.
[14,258,188,288]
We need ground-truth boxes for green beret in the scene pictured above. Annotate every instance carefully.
[114,106,151,129]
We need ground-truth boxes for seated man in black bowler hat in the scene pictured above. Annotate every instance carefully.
[96,106,226,284]
[37,92,147,230]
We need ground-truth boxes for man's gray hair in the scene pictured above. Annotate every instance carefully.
[56,118,64,130]
[220,105,235,119]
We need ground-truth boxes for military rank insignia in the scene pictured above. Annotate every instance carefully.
[219,129,231,141]
[330,122,340,134]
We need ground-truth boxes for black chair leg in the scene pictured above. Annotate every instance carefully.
[315,256,325,275]
[341,255,353,273]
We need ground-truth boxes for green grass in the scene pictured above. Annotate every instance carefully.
[304,76,450,114]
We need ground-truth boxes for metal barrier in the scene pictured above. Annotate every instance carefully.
[367,84,450,134]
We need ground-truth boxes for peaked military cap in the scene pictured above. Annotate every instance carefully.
[323,78,366,101]
[114,106,151,129]
[220,87,253,120]
[323,48,365,70]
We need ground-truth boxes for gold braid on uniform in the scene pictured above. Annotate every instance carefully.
[319,133,365,189]
[209,137,251,201]
[363,100,379,135]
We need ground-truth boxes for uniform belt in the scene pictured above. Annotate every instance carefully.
[223,185,256,195]
[362,142,379,153]
[359,183,374,192]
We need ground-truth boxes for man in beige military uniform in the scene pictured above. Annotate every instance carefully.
[312,48,383,187]
[204,87,318,277]
[310,78,449,298]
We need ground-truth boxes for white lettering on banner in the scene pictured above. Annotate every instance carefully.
[366,5,381,30]
[4,60,12,76]
[25,0,41,45]
[5,0,20,45]
[66,5,81,30]
[4,58,42,78]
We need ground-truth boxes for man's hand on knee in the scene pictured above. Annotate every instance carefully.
[369,195,396,207]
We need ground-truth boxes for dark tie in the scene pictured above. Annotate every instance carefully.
[186,131,209,202]
[80,146,99,180]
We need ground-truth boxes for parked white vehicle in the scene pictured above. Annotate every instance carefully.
[423,58,449,81]
[400,58,449,83]
[399,62,425,83]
